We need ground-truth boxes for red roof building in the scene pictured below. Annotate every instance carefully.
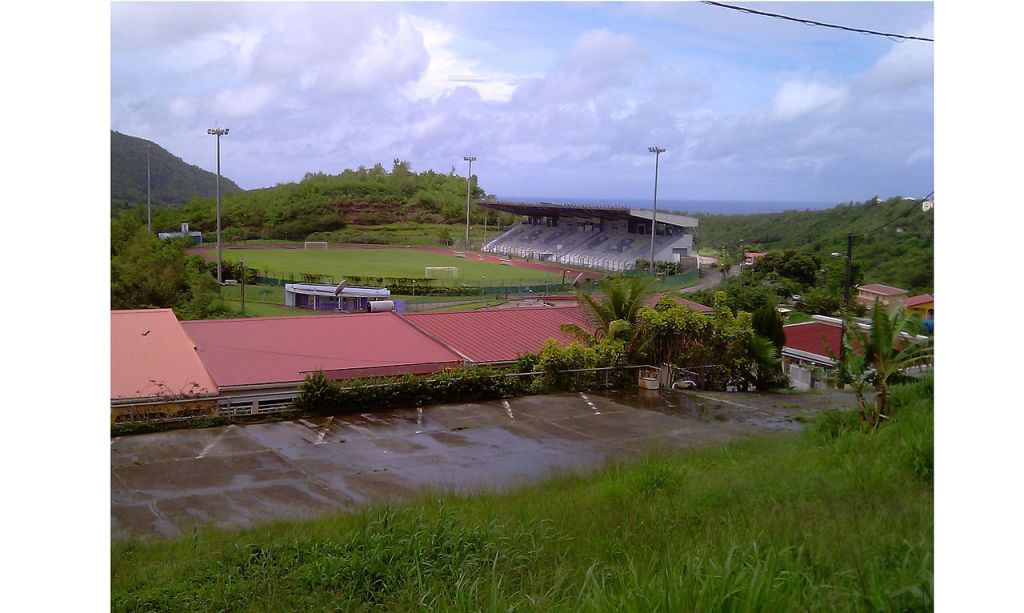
[402,306,591,364]
[782,319,843,367]
[744,252,767,265]
[855,283,908,309]
[111,309,218,403]
[181,312,463,391]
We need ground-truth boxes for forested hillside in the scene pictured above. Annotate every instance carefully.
[144,160,500,241]
[111,131,244,210]
[692,197,934,292]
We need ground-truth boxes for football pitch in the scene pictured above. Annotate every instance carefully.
[219,247,562,282]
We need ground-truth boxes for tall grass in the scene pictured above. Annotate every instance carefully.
[112,378,933,611]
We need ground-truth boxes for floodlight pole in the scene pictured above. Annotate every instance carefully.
[146,144,152,232]
[464,155,476,250]
[208,127,229,283]
[648,146,665,272]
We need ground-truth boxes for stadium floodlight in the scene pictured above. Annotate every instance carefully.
[208,127,229,283]
[464,156,476,250]
[648,146,665,271]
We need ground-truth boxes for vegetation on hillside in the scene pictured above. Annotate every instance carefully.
[691,196,933,293]
[144,159,512,242]
[689,248,869,318]
[110,131,244,210]
[112,377,933,611]
[110,208,233,319]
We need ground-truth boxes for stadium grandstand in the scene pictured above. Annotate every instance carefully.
[480,201,698,272]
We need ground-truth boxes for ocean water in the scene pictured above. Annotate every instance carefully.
[498,196,838,216]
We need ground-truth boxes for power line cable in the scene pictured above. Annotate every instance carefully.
[864,192,933,234]
[701,2,934,43]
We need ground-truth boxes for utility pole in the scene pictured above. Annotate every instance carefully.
[240,260,246,318]
[833,232,854,386]
[648,146,665,272]
[146,143,152,232]
[208,127,230,283]
[464,155,476,249]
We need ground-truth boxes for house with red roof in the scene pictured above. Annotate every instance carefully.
[855,283,908,309]
[110,309,219,422]
[782,314,932,388]
[904,293,934,319]
[744,252,767,265]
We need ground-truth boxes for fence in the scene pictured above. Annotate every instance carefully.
[115,362,738,425]
[248,272,581,296]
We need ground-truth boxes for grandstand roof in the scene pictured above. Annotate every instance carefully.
[402,306,592,364]
[111,309,218,402]
[181,312,462,389]
[481,200,698,229]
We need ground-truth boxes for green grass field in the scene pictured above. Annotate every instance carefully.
[219,247,561,283]
[112,379,933,611]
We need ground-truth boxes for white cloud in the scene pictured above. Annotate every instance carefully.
[401,14,520,102]
[770,80,848,121]
[209,84,277,118]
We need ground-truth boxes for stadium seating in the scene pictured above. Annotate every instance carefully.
[482,222,683,271]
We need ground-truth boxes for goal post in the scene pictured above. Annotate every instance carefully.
[425,266,459,280]
[304,241,328,249]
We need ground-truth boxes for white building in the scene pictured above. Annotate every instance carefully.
[284,283,393,313]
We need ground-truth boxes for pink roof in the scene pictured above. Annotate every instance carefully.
[745,252,766,258]
[858,283,907,295]
[905,294,934,307]
[181,312,462,388]
[403,306,591,363]
[783,321,842,362]
[111,309,218,401]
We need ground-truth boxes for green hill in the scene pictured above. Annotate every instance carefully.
[145,160,494,240]
[691,197,934,292]
[110,131,244,210]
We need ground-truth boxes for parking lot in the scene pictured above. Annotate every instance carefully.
[112,388,859,540]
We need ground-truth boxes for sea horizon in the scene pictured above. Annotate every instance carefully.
[496,196,841,216]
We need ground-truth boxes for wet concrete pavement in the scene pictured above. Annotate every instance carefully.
[111,388,860,540]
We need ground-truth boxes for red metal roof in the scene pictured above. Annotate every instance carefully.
[783,321,842,362]
[905,294,934,307]
[111,309,218,401]
[403,306,591,364]
[858,283,907,295]
[181,312,462,388]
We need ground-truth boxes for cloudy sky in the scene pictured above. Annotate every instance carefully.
[111,1,933,204]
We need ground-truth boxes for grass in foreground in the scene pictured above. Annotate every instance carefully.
[112,379,933,611]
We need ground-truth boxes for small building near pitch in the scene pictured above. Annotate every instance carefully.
[157,221,204,246]
[110,309,219,422]
[284,283,394,313]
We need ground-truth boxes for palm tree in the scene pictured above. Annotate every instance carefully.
[841,300,933,427]
[560,275,658,346]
